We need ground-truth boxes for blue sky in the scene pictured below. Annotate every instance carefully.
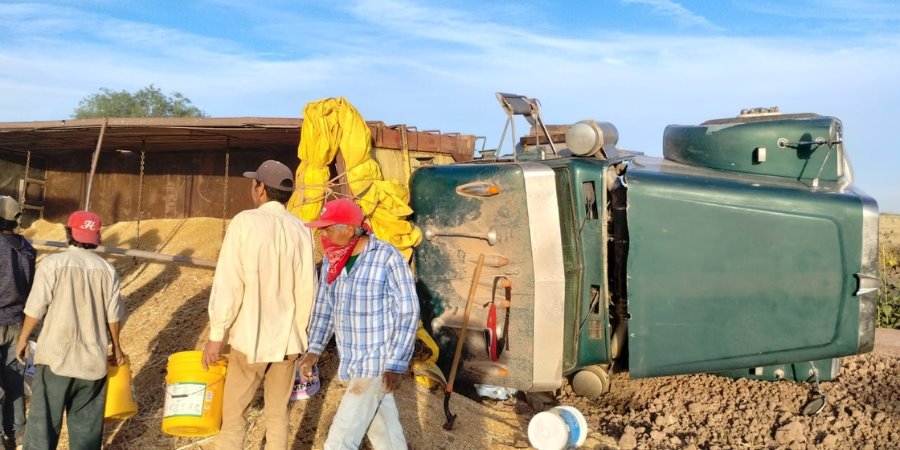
[1,0,898,212]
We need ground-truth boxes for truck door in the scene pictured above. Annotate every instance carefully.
[623,160,878,378]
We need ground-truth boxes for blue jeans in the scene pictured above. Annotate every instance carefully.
[324,376,407,450]
[0,323,25,440]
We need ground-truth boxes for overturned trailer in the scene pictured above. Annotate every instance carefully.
[0,117,476,229]
[410,94,879,405]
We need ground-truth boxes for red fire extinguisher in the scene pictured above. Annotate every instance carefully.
[485,300,499,361]
[484,276,510,362]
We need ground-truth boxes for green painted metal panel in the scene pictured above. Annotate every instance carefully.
[567,160,612,368]
[625,160,864,378]
[664,115,843,181]
[713,358,840,382]
[410,162,538,390]
[543,158,613,371]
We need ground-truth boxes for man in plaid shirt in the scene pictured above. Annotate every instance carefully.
[299,199,419,450]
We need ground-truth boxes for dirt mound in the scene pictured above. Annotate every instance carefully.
[552,352,900,449]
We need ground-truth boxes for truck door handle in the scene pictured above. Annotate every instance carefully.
[424,228,498,246]
[854,273,881,296]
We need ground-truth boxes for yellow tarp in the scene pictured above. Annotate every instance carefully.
[287,97,422,260]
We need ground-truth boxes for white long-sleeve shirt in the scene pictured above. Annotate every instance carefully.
[208,201,316,364]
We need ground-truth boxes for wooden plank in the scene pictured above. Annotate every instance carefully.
[3,116,476,226]
[30,239,216,268]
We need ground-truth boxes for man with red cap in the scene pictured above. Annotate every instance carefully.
[15,210,125,450]
[298,198,419,449]
[202,159,316,450]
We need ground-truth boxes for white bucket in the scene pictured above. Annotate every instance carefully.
[527,405,588,450]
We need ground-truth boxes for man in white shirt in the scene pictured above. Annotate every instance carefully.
[202,160,317,450]
[16,210,124,450]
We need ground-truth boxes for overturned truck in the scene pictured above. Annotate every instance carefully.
[410,94,879,402]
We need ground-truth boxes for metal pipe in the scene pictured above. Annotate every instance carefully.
[496,117,510,156]
[84,119,108,211]
[536,116,558,155]
[510,114,517,163]
[29,239,216,268]
[400,125,411,189]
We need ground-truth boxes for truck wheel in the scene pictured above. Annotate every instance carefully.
[571,365,610,398]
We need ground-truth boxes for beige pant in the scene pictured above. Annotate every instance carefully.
[215,349,297,450]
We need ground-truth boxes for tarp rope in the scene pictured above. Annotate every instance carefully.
[287,97,421,260]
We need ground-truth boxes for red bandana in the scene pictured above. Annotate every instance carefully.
[321,234,361,284]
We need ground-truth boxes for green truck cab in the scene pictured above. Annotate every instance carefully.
[410,98,879,398]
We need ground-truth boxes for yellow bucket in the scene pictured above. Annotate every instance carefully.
[105,359,138,420]
[161,351,228,437]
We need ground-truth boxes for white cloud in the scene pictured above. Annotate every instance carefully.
[1,0,899,210]
[344,0,622,55]
[621,0,724,31]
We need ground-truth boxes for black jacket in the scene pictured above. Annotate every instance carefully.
[0,232,37,325]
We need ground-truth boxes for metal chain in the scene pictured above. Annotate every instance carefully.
[15,150,31,232]
[222,150,230,240]
[135,147,145,249]
[19,150,31,209]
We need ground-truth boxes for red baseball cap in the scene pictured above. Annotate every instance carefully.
[67,211,101,245]
[305,199,364,228]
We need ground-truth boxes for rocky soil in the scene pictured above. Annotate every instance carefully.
[21,216,900,449]
[553,351,899,449]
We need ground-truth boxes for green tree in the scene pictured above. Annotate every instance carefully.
[73,85,206,118]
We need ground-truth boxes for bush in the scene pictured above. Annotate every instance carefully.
[876,239,900,329]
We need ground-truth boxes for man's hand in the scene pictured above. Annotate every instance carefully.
[202,340,223,371]
[16,316,39,365]
[383,371,404,393]
[15,339,29,365]
[298,353,319,379]
[109,346,126,366]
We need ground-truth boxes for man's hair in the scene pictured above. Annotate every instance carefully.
[265,185,292,204]
[65,226,98,250]
[0,218,16,232]
[256,180,292,204]
[340,224,367,237]
[328,223,367,237]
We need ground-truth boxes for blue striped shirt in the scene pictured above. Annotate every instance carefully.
[307,236,419,380]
